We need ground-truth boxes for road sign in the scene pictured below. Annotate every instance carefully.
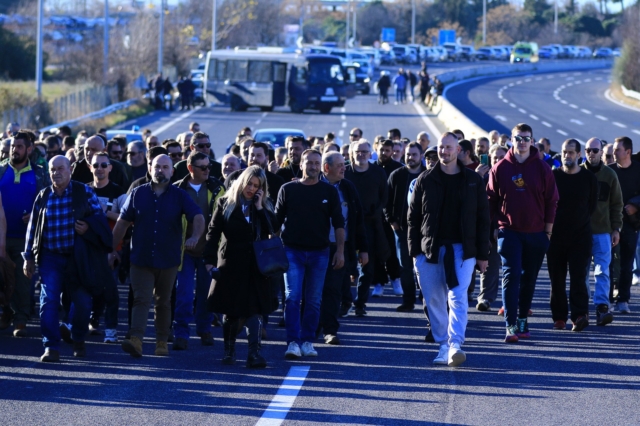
[381,28,395,43]
[439,29,456,45]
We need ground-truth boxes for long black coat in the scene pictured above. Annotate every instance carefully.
[203,198,278,317]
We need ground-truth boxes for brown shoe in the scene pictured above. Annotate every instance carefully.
[13,323,28,337]
[155,341,169,356]
[553,320,566,330]
[40,348,60,362]
[121,336,143,358]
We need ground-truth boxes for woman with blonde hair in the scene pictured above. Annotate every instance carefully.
[203,166,278,368]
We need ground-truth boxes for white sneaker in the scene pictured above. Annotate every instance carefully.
[285,342,301,359]
[433,344,448,365]
[448,343,466,367]
[633,275,640,286]
[301,341,318,357]
[104,329,118,343]
[371,284,384,297]
[392,278,404,296]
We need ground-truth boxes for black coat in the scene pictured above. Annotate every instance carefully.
[203,198,278,317]
[407,160,490,263]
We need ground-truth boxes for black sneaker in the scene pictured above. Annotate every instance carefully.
[396,304,414,312]
[571,315,589,332]
[355,307,367,317]
[339,304,353,317]
[596,304,614,326]
[424,329,435,343]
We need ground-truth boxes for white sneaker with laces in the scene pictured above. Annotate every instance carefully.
[433,344,448,365]
[285,342,302,359]
[104,329,118,343]
[371,284,384,297]
[392,278,404,296]
[448,343,466,367]
[301,341,318,357]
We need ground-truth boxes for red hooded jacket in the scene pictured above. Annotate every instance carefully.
[487,146,559,233]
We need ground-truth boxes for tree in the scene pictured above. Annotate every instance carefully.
[0,25,44,80]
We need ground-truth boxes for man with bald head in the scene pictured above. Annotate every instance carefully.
[71,135,130,189]
[408,132,490,367]
[112,154,205,358]
[581,137,623,326]
[23,156,106,362]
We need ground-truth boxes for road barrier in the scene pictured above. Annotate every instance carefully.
[433,60,614,139]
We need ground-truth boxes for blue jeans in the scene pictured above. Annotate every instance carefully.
[284,246,330,344]
[394,228,417,306]
[39,250,92,349]
[586,233,612,308]
[396,88,406,103]
[498,229,549,327]
[174,254,213,339]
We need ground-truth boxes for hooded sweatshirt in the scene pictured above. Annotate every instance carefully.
[487,146,559,233]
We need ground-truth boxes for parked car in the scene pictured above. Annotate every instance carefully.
[379,48,396,65]
[563,45,579,59]
[426,46,448,62]
[459,45,476,61]
[253,128,306,148]
[548,44,568,58]
[106,126,143,144]
[593,47,613,58]
[538,47,558,59]
[474,47,495,60]
[613,47,621,57]
[392,44,415,64]
[358,47,381,69]
[442,43,463,61]
[492,46,511,60]
[576,46,593,58]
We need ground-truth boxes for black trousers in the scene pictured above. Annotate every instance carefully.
[617,225,638,303]
[548,239,592,322]
[319,244,347,335]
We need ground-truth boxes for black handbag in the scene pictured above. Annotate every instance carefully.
[253,211,289,278]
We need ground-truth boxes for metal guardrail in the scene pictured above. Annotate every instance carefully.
[39,98,138,132]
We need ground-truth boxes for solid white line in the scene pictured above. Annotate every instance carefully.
[581,109,591,114]
[413,103,442,140]
[256,366,311,426]
[153,107,199,135]
[596,115,608,121]
[604,89,640,112]
[529,114,539,120]
[542,121,552,127]
[613,122,627,128]
[557,129,568,136]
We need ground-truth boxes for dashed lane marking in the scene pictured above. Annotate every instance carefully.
[542,121,552,127]
[569,104,578,109]
[581,109,591,114]
[529,114,539,120]
[557,129,568,136]
[596,115,608,121]
[613,122,627,128]
[518,108,527,114]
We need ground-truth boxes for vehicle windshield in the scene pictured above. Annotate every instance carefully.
[308,62,344,85]
[255,132,303,148]
[515,47,532,54]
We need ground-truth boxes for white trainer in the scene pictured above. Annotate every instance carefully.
[301,341,318,357]
[448,343,466,367]
[285,342,302,359]
[371,284,384,297]
[392,278,404,296]
[433,344,448,365]
[104,329,118,343]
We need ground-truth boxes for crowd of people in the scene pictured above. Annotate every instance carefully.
[376,66,443,108]
[1,119,639,369]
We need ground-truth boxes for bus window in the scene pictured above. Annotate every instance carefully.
[248,61,272,83]
[216,60,226,80]
[308,62,344,85]
[207,59,217,80]
[295,66,307,84]
[273,63,286,82]
[227,60,248,81]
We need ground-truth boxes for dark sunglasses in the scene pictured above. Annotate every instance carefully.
[349,133,360,137]
[92,162,110,169]
[196,143,211,149]
[513,135,533,143]
[193,165,210,171]
[169,152,183,158]
[585,148,600,154]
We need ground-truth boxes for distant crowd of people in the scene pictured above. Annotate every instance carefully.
[1,119,639,369]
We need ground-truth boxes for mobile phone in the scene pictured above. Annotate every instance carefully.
[480,154,489,166]
[268,149,275,163]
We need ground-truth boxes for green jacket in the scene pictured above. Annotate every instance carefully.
[582,162,623,234]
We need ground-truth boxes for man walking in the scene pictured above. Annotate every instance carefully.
[408,132,490,367]
[174,132,222,181]
[0,131,50,336]
[582,138,623,325]
[173,152,225,350]
[487,123,558,343]
[387,142,426,311]
[548,139,598,331]
[275,150,345,359]
[113,155,204,357]
[276,136,309,182]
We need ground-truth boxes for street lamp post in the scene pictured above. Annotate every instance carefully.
[104,0,109,82]
[482,0,486,45]
[158,0,164,74]
[345,0,350,51]
[36,0,44,98]
[554,0,558,34]
[212,0,217,51]
[411,0,415,45]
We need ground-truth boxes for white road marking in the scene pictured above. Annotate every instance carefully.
[535,77,542,81]
[595,77,603,81]
[570,119,584,125]
[525,78,532,82]
[596,115,608,121]
[516,80,523,84]
[153,107,199,134]
[613,122,627,128]
[341,107,346,113]
[509,83,515,87]
[342,121,347,128]
[557,129,568,136]
[581,109,591,114]
[518,108,527,114]
[341,114,346,120]
[560,100,568,104]
[529,114,539,120]
[604,89,640,112]
[584,78,591,82]
[569,104,578,109]
[547,76,554,79]
[633,130,640,135]
[262,112,268,118]
[338,130,344,137]
[509,103,516,108]
[503,99,509,103]
[256,366,310,426]
[542,121,552,127]
[413,103,442,139]
[495,115,507,122]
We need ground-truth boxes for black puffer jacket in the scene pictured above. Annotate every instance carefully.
[407,160,490,263]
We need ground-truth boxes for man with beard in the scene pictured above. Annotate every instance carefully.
[0,131,51,336]
[112,155,204,358]
[581,137,623,326]
[225,142,284,204]
[276,136,309,182]
[548,139,597,331]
